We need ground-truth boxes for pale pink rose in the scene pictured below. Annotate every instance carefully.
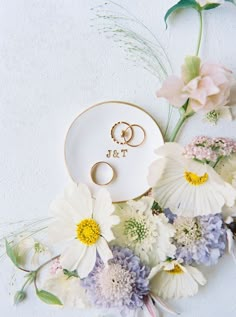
[157,61,235,114]
[196,0,224,7]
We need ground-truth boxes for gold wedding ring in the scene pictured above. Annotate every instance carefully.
[111,121,134,145]
[124,124,146,147]
[90,161,115,185]
[111,121,146,147]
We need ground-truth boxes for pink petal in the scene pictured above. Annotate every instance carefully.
[157,76,188,108]
[150,293,180,316]
[144,296,158,317]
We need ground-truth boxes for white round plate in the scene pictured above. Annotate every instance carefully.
[64,101,163,202]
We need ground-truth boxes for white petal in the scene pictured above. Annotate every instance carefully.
[60,240,86,271]
[96,237,113,264]
[207,165,236,207]
[149,263,163,280]
[48,218,75,243]
[185,266,207,286]
[100,226,115,242]
[220,107,232,120]
[77,245,97,278]
[93,188,114,223]
[148,159,167,187]
[150,268,201,300]
[100,215,120,242]
[50,199,82,223]
[155,143,184,160]
[48,199,82,243]
[43,271,89,308]
[64,183,93,218]
[227,229,236,263]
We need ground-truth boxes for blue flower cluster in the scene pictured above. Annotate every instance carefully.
[81,246,150,309]
[165,210,227,266]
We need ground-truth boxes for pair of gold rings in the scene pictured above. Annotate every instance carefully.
[111,121,146,147]
[90,161,115,186]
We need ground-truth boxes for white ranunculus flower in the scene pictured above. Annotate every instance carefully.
[148,143,236,217]
[149,260,207,300]
[48,183,120,278]
[196,0,224,7]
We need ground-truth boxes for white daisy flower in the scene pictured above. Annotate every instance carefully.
[148,143,236,217]
[113,197,176,266]
[48,183,120,278]
[149,260,206,300]
[43,269,90,308]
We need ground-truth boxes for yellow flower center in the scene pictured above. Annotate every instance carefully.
[166,265,183,275]
[76,218,101,246]
[184,171,208,186]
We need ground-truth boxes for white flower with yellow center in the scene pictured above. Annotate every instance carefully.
[113,197,176,266]
[149,260,207,300]
[148,143,236,217]
[48,183,120,278]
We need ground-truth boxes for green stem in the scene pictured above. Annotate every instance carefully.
[35,255,60,274]
[169,114,188,142]
[213,156,223,168]
[196,10,203,56]
[32,255,60,291]
[20,277,32,292]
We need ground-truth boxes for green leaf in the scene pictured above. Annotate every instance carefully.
[165,0,201,27]
[203,4,221,10]
[63,269,79,279]
[182,56,201,83]
[36,290,63,306]
[5,240,20,267]
[151,201,163,214]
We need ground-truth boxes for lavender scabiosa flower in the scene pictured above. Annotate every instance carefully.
[81,246,150,310]
[173,213,227,266]
[184,136,236,164]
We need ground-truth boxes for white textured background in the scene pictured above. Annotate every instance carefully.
[1,0,236,316]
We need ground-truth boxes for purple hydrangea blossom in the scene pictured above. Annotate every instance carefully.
[173,213,227,266]
[81,246,150,310]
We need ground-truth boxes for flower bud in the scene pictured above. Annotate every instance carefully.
[14,290,26,305]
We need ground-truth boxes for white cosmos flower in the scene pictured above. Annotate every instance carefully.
[43,270,90,308]
[148,143,236,217]
[113,197,176,266]
[48,183,120,278]
[149,260,206,300]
